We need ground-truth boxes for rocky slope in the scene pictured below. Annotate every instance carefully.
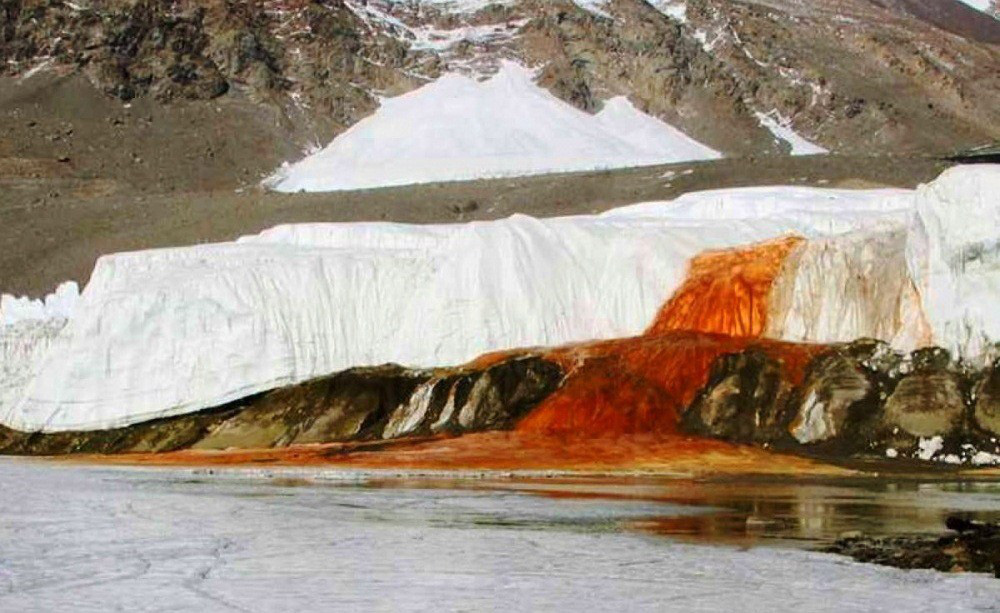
[1,0,998,194]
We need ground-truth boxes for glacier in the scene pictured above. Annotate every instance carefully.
[2,165,1000,432]
[266,61,721,192]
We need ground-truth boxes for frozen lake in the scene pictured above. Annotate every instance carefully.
[2,458,1000,612]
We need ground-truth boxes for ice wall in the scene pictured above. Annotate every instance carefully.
[0,281,79,326]
[765,228,928,349]
[1,186,912,432]
[906,165,1000,360]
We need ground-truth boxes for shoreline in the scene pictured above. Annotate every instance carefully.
[20,432,1000,483]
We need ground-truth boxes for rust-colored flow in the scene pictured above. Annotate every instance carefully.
[646,236,804,338]
[517,331,826,437]
[517,236,816,439]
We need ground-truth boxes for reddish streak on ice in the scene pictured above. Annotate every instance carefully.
[647,236,804,338]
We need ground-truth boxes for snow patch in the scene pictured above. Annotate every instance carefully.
[268,61,720,192]
[755,111,828,156]
[390,0,518,13]
[971,450,1000,466]
[957,0,994,15]
[916,436,945,461]
[648,1,687,23]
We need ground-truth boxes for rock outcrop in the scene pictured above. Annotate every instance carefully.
[786,342,885,447]
[880,348,968,444]
[680,349,793,445]
[678,340,1000,464]
[0,356,564,455]
[974,360,1000,436]
[824,516,1000,578]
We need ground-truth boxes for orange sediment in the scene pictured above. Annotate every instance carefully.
[646,236,804,338]
[516,236,815,439]
[72,432,853,477]
[517,331,826,437]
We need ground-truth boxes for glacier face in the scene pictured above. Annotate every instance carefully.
[2,166,1000,432]
[906,166,1000,360]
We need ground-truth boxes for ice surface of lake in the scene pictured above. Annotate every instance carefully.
[2,459,1000,612]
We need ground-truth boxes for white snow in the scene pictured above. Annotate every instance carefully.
[957,0,993,14]
[267,61,720,192]
[389,0,518,13]
[409,20,527,52]
[917,436,945,461]
[648,0,687,23]
[5,166,1000,432]
[0,281,79,326]
[971,450,1000,466]
[755,111,828,156]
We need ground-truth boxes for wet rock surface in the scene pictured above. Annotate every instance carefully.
[679,340,1000,465]
[824,517,1000,578]
[0,356,563,455]
[680,349,794,445]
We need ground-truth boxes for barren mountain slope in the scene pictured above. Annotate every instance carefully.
[0,0,997,191]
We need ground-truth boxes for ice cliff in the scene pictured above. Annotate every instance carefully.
[2,166,998,432]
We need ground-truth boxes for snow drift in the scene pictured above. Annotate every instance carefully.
[267,61,721,192]
[3,166,1000,432]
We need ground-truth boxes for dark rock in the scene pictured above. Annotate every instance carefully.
[676,341,998,463]
[382,357,564,438]
[881,364,967,442]
[973,358,1000,436]
[823,516,1000,577]
[0,356,563,455]
[787,343,881,446]
[194,365,427,450]
[680,349,793,445]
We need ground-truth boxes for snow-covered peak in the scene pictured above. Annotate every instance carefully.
[268,61,720,192]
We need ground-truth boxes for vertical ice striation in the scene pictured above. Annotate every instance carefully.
[906,165,1000,360]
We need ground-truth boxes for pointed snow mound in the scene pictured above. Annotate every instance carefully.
[268,62,721,192]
